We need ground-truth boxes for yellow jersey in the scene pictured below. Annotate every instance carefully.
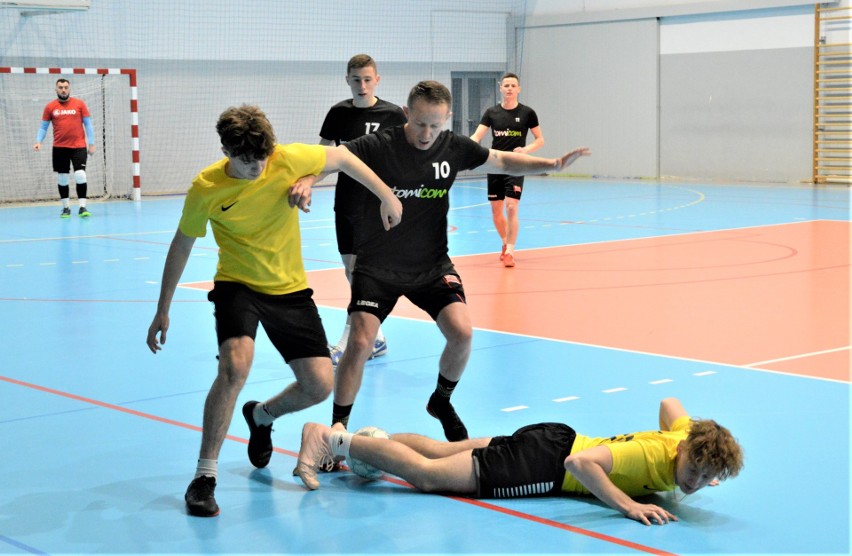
[561,415,691,497]
[179,143,326,295]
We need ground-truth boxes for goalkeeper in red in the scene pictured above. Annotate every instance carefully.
[33,78,97,218]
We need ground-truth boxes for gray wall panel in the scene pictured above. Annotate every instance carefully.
[660,48,813,182]
[520,19,659,178]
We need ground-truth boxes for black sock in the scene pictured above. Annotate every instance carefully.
[430,375,459,407]
[76,182,88,200]
[332,403,352,428]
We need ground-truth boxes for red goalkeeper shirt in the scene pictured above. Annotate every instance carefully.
[41,97,91,148]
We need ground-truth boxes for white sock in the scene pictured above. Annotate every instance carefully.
[329,431,353,459]
[335,322,351,351]
[376,327,385,343]
[506,243,515,254]
[79,198,87,208]
[61,198,70,209]
[195,458,217,479]
[253,402,275,426]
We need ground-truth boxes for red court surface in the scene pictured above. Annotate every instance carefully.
[302,220,850,383]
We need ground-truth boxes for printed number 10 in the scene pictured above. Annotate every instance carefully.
[432,161,450,179]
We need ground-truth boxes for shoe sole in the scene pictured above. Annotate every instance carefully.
[186,504,220,517]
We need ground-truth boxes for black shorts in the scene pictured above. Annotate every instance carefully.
[207,281,330,363]
[52,147,87,174]
[335,211,357,256]
[348,263,466,322]
[472,423,576,499]
[487,174,524,202]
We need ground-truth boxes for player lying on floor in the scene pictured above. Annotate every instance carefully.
[295,397,743,525]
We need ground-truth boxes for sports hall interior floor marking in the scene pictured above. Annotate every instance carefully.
[0,179,849,555]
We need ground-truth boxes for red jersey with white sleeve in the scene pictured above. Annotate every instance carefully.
[42,98,91,148]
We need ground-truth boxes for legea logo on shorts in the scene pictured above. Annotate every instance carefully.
[356,300,379,308]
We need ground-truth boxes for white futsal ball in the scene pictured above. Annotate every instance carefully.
[347,426,391,480]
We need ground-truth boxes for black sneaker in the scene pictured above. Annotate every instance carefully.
[426,396,469,441]
[60,207,71,218]
[242,401,273,468]
[78,206,91,217]
[185,475,219,517]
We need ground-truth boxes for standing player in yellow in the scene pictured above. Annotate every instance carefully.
[145,105,402,517]
[296,397,744,526]
[470,73,545,267]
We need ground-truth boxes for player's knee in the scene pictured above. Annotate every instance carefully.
[408,462,442,492]
[306,368,333,403]
[74,169,87,184]
[346,329,377,357]
[445,322,473,346]
[58,173,70,186]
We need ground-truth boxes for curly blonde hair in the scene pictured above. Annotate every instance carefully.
[685,419,743,480]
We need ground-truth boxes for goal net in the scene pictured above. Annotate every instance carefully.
[0,69,135,203]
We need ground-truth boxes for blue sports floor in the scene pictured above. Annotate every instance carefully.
[0,178,849,555]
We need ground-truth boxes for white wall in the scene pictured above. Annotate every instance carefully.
[518,1,823,182]
[0,0,522,194]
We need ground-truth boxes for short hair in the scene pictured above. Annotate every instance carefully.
[347,53,377,75]
[56,78,70,86]
[501,72,520,83]
[685,419,743,481]
[215,105,276,160]
[407,80,452,109]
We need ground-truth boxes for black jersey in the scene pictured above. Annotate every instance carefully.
[479,103,540,153]
[344,126,489,273]
[319,98,406,214]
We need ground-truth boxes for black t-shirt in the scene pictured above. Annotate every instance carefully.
[319,98,406,214]
[344,126,489,273]
[478,103,540,152]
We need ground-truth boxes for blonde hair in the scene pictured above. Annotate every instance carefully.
[685,419,743,480]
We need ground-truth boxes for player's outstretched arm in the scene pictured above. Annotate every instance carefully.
[478,146,590,176]
[323,145,402,230]
[564,446,679,526]
[146,229,196,353]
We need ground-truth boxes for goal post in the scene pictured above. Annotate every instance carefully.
[0,66,140,202]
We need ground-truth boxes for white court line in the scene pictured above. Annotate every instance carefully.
[745,346,851,367]
[0,230,175,243]
[602,387,627,394]
[694,371,717,377]
[311,305,850,384]
[649,379,673,385]
[553,396,580,403]
[501,406,529,412]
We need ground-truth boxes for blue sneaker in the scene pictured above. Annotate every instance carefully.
[370,338,388,359]
[329,346,343,367]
